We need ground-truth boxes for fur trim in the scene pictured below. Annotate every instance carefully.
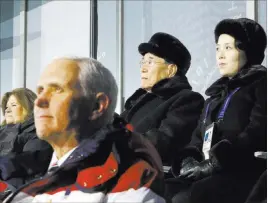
[214,18,267,65]
[138,32,191,75]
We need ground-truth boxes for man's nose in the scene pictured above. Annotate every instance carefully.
[141,66,148,73]
[35,93,50,108]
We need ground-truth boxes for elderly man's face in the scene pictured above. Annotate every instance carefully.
[140,53,173,91]
[34,59,80,141]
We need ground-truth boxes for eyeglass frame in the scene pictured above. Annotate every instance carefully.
[139,58,174,67]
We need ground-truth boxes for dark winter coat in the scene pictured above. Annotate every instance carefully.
[121,76,204,166]
[0,117,42,156]
[172,65,267,203]
[245,170,267,203]
[0,117,52,190]
[2,118,165,203]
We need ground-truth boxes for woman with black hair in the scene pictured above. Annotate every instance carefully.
[171,18,267,203]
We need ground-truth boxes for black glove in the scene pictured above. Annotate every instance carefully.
[179,157,199,176]
[179,159,216,181]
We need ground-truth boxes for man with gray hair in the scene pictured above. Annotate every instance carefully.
[2,57,165,203]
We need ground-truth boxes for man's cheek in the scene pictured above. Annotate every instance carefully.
[59,106,70,127]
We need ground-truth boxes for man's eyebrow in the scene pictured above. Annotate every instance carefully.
[48,82,63,88]
[37,82,63,88]
[36,82,63,91]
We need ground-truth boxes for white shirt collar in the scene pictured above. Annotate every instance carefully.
[48,147,78,171]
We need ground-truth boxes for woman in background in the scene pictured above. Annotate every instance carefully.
[0,88,52,196]
[0,88,48,155]
[171,18,267,203]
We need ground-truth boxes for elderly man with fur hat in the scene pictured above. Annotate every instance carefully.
[121,32,204,170]
[171,18,267,203]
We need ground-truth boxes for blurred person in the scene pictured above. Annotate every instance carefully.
[0,88,52,197]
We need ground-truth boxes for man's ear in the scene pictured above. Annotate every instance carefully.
[167,64,178,78]
[89,92,110,121]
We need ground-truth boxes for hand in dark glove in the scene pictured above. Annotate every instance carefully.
[179,159,215,181]
[179,157,199,176]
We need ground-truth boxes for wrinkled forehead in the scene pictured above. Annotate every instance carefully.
[143,53,163,60]
[38,59,80,88]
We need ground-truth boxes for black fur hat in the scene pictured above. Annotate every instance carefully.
[215,18,267,65]
[138,32,191,75]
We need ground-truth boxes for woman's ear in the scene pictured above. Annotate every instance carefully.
[167,64,178,78]
[89,92,110,121]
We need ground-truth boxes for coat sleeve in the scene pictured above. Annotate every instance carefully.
[143,91,204,165]
[0,140,52,181]
[16,131,50,152]
[0,131,52,181]
[185,98,214,153]
[171,99,211,177]
[210,76,267,170]
[232,76,266,151]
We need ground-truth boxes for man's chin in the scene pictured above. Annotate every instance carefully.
[36,133,47,140]
[36,129,51,140]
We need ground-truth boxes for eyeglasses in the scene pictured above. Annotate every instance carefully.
[139,59,168,67]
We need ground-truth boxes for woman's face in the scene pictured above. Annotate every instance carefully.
[216,34,247,77]
[5,95,27,124]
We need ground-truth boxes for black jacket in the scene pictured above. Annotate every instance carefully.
[172,65,267,203]
[0,117,52,189]
[0,117,38,156]
[245,170,267,203]
[121,76,204,166]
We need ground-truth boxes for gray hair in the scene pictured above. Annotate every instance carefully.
[59,57,118,135]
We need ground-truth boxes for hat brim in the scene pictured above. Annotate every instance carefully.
[214,19,246,43]
[138,42,163,58]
